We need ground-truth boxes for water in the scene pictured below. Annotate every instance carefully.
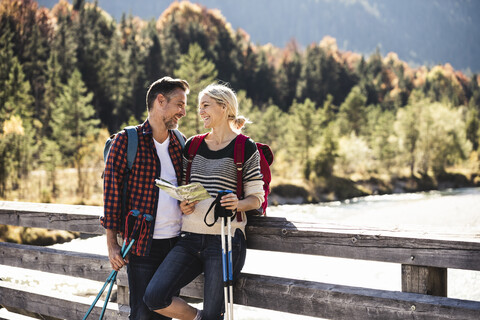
[1,188,479,319]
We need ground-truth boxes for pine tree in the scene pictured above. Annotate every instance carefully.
[51,69,100,196]
[124,16,148,122]
[245,104,286,151]
[175,43,218,137]
[337,86,367,136]
[287,98,321,180]
[42,51,63,138]
[73,0,115,129]
[0,30,34,124]
[144,20,164,83]
[314,124,338,178]
[101,29,131,131]
[51,7,77,84]
[395,103,420,176]
[276,46,302,111]
[369,107,397,171]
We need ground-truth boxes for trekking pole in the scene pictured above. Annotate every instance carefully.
[83,211,152,320]
[227,215,234,320]
[221,217,231,320]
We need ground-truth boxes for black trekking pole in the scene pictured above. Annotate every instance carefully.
[83,210,153,320]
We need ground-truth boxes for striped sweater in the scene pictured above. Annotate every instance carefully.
[181,135,265,235]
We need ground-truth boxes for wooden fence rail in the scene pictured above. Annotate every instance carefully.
[1,201,479,319]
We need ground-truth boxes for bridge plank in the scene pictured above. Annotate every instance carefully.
[2,273,479,320]
[1,202,479,270]
[0,282,129,320]
[1,201,480,319]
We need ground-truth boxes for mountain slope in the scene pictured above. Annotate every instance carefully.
[37,0,480,72]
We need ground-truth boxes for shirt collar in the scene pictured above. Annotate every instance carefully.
[142,119,153,135]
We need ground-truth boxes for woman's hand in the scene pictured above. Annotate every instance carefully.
[180,200,198,215]
[220,192,239,211]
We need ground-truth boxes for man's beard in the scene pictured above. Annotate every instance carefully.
[164,116,179,130]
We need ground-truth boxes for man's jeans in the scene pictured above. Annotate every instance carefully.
[143,229,247,320]
[127,238,178,320]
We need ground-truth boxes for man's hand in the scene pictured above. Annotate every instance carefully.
[106,229,128,271]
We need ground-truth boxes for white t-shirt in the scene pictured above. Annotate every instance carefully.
[152,136,182,239]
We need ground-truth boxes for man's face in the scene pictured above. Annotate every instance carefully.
[154,88,187,130]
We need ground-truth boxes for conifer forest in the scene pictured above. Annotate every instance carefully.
[1,0,479,204]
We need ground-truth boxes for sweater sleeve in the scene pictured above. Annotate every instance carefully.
[242,139,265,206]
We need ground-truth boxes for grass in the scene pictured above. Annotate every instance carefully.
[0,166,103,246]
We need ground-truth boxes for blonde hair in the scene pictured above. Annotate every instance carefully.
[199,83,250,131]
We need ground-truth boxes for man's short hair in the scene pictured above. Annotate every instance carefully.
[146,77,190,111]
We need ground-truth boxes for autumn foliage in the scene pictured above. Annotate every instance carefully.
[0,0,479,203]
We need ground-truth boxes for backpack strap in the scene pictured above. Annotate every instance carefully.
[172,129,185,149]
[185,133,208,184]
[234,134,248,222]
[121,126,138,232]
[125,126,138,171]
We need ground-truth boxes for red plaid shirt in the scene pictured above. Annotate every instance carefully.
[101,120,184,256]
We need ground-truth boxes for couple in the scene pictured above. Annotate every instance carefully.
[102,77,264,320]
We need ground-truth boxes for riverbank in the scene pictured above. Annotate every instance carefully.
[270,171,480,205]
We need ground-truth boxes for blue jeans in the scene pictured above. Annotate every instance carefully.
[127,238,178,320]
[143,229,247,320]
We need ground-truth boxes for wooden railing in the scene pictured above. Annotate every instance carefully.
[1,201,479,320]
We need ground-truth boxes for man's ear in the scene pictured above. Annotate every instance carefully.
[157,93,166,106]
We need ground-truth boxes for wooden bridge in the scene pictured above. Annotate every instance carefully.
[0,201,479,319]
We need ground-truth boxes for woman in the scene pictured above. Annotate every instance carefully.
[143,83,265,320]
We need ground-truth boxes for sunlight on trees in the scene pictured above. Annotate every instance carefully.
[0,0,479,202]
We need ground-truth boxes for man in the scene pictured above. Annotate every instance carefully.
[102,76,190,319]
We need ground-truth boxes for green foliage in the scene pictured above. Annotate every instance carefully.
[395,100,472,176]
[244,104,286,151]
[286,98,321,179]
[0,31,34,124]
[0,0,478,201]
[337,86,367,136]
[39,139,62,198]
[466,99,480,151]
[416,102,472,176]
[394,103,420,176]
[366,106,397,172]
[0,116,35,197]
[313,125,338,178]
[175,43,218,137]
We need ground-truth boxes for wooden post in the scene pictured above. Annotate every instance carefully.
[401,264,447,297]
[117,285,129,305]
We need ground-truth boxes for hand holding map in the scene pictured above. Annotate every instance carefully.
[155,179,211,202]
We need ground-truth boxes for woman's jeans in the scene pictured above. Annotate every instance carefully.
[144,229,247,320]
[127,238,178,320]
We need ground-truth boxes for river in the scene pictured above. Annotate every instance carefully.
[1,188,479,319]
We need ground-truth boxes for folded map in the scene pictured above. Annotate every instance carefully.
[155,178,211,202]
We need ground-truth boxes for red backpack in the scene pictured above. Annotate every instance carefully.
[185,133,274,221]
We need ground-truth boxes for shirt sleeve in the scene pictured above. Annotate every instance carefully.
[101,132,128,232]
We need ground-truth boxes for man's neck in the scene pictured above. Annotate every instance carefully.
[149,117,169,143]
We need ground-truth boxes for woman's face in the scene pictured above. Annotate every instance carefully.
[198,94,226,129]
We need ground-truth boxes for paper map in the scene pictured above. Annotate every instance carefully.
[155,179,211,202]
